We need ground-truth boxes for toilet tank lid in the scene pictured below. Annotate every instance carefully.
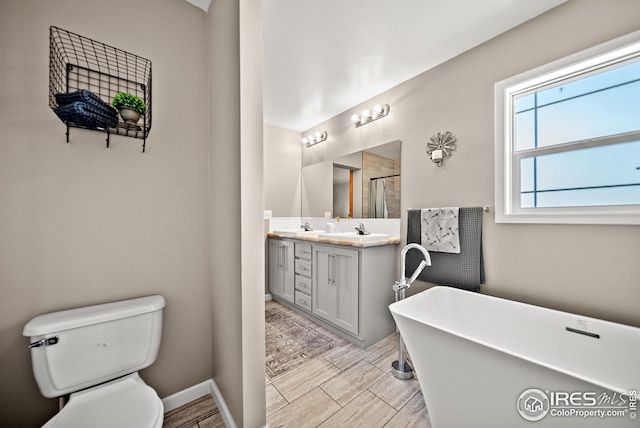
[23,295,165,337]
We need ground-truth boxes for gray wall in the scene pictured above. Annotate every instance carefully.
[264,123,301,217]
[0,0,265,426]
[208,0,265,426]
[301,161,333,217]
[296,0,640,328]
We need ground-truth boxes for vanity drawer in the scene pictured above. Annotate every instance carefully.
[295,259,312,276]
[295,291,312,312]
[295,275,312,294]
[295,242,312,260]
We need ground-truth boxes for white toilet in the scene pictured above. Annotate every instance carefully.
[23,295,166,428]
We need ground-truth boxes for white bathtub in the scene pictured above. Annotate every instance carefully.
[389,286,639,428]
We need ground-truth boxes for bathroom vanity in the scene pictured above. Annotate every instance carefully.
[267,233,400,348]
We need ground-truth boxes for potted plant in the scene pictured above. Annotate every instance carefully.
[112,92,146,124]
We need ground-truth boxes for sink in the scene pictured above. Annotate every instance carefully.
[322,232,391,241]
[272,229,325,237]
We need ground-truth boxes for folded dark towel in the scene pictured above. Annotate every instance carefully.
[55,90,118,123]
[54,101,118,129]
[55,89,112,109]
[406,207,484,292]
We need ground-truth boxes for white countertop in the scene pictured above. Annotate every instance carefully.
[267,232,401,248]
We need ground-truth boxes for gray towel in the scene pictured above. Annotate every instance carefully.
[406,207,484,292]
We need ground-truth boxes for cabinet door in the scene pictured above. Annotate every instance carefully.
[312,246,332,321]
[269,239,294,303]
[268,240,284,297]
[312,245,359,335]
[332,246,359,335]
[281,240,294,302]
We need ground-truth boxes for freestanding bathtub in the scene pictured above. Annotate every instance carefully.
[389,286,639,428]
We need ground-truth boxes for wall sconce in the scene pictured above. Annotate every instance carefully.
[302,130,327,147]
[351,104,390,128]
[426,131,457,167]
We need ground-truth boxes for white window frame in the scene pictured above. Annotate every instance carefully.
[495,30,640,225]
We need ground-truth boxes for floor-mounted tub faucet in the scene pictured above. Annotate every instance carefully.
[392,243,431,380]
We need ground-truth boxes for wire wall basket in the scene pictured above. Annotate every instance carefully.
[49,26,152,152]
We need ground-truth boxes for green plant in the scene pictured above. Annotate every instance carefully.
[112,92,146,116]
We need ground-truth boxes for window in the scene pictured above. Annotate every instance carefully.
[495,31,640,224]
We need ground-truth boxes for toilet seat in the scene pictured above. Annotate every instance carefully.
[42,373,163,428]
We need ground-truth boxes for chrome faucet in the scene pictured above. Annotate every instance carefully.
[301,221,313,231]
[391,243,431,381]
[354,222,370,235]
[393,243,431,293]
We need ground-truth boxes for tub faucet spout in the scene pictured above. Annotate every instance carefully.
[394,243,431,291]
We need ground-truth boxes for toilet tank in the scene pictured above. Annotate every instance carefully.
[23,295,165,398]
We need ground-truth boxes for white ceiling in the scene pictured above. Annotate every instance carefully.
[190,0,567,132]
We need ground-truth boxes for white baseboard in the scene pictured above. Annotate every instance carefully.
[208,378,238,428]
[162,379,212,412]
[162,378,237,428]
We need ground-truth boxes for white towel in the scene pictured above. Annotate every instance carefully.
[420,207,460,254]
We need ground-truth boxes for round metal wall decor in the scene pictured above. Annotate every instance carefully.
[426,131,457,167]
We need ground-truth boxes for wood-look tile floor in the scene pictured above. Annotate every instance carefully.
[163,301,431,428]
[163,394,225,428]
[266,300,431,428]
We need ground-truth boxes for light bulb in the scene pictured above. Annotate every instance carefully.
[361,109,371,120]
[315,131,322,139]
[372,104,383,117]
[302,137,308,145]
[307,135,315,143]
[351,114,360,124]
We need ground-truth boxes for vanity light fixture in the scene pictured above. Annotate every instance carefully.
[302,130,328,147]
[351,103,390,128]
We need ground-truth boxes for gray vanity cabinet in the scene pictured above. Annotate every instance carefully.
[312,244,359,335]
[268,236,398,348]
[268,239,294,303]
